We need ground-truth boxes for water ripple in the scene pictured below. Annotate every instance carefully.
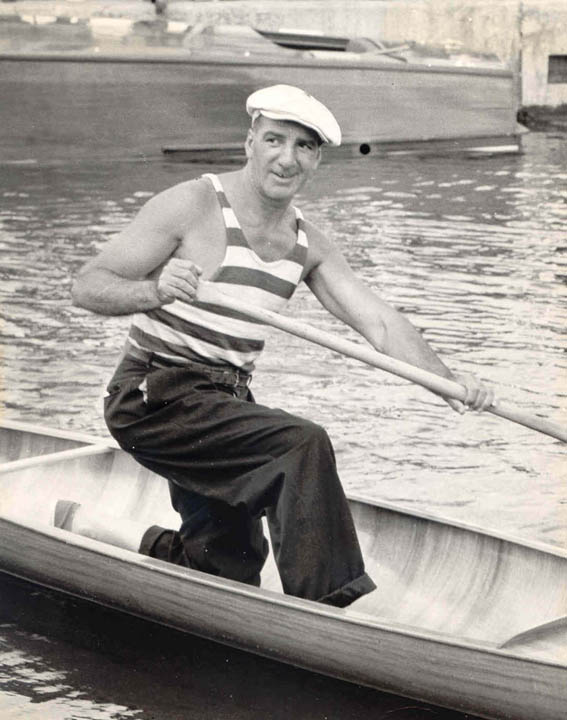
[1,133,566,552]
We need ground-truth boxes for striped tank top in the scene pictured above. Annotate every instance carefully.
[127,173,308,372]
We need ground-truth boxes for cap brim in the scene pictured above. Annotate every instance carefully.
[258,109,332,144]
[253,109,341,146]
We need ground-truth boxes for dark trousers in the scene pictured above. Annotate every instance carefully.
[104,355,376,607]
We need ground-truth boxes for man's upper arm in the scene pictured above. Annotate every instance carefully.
[80,183,194,280]
[304,223,380,335]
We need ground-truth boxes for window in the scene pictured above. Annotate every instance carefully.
[548,55,567,84]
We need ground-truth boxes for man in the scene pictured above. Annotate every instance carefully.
[62,84,494,608]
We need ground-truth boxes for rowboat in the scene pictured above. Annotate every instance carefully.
[0,17,521,164]
[1,417,565,720]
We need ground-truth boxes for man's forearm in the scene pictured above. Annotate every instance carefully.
[364,306,455,381]
[72,268,164,316]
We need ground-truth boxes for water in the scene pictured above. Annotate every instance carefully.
[1,130,566,717]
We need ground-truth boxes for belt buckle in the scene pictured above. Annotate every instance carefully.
[235,369,252,388]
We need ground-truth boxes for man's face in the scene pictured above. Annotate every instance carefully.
[245,116,322,201]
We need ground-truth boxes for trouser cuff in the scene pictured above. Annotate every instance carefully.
[316,573,377,608]
[139,524,169,556]
[140,525,376,610]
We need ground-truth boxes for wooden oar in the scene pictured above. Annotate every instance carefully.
[196,283,567,443]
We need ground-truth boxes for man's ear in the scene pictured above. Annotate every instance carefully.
[313,145,323,169]
[244,128,254,159]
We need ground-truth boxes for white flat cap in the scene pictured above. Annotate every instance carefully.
[246,84,341,146]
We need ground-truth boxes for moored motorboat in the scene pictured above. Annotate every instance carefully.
[0,418,565,720]
[0,18,521,164]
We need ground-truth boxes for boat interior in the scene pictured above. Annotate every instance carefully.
[1,420,565,666]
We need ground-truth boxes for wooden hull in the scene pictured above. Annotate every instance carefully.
[1,419,565,720]
[0,21,520,163]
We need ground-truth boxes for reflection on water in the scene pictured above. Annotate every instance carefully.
[0,131,566,717]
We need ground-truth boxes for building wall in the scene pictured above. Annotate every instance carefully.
[2,0,566,106]
[520,0,567,106]
[167,1,521,72]
[168,0,567,105]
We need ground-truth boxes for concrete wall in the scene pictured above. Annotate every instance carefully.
[169,1,521,71]
[520,0,567,106]
[2,0,566,106]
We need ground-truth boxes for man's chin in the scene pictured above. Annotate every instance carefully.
[266,175,304,198]
[264,185,296,201]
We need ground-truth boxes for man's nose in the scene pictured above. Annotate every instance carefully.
[278,142,297,167]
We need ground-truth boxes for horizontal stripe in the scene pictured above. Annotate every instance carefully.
[225,232,308,269]
[190,299,265,325]
[215,267,296,299]
[129,324,200,361]
[142,307,264,353]
[131,318,263,363]
[169,299,264,340]
[223,246,305,282]
[127,332,225,366]
[212,282,291,312]
[129,324,259,371]
[130,313,262,363]
[178,337,258,372]
[130,317,203,358]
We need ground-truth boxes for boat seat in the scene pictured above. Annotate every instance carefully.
[499,616,567,663]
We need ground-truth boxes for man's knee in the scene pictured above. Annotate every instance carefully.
[276,415,331,455]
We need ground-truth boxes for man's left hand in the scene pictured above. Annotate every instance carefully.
[445,373,495,414]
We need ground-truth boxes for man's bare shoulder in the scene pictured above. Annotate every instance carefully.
[142,176,215,227]
[302,217,337,270]
[86,177,217,273]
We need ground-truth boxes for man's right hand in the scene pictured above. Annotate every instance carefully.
[156,258,203,305]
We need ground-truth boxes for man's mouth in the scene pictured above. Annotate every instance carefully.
[272,171,296,180]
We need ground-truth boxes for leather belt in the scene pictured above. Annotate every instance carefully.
[126,344,252,388]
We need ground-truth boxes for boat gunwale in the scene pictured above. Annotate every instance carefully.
[0,417,119,448]
[161,135,522,154]
[0,50,515,78]
[348,492,567,560]
[3,512,565,671]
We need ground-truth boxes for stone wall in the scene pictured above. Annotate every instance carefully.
[2,0,566,106]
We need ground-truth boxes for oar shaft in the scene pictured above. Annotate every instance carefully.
[197,284,567,443]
